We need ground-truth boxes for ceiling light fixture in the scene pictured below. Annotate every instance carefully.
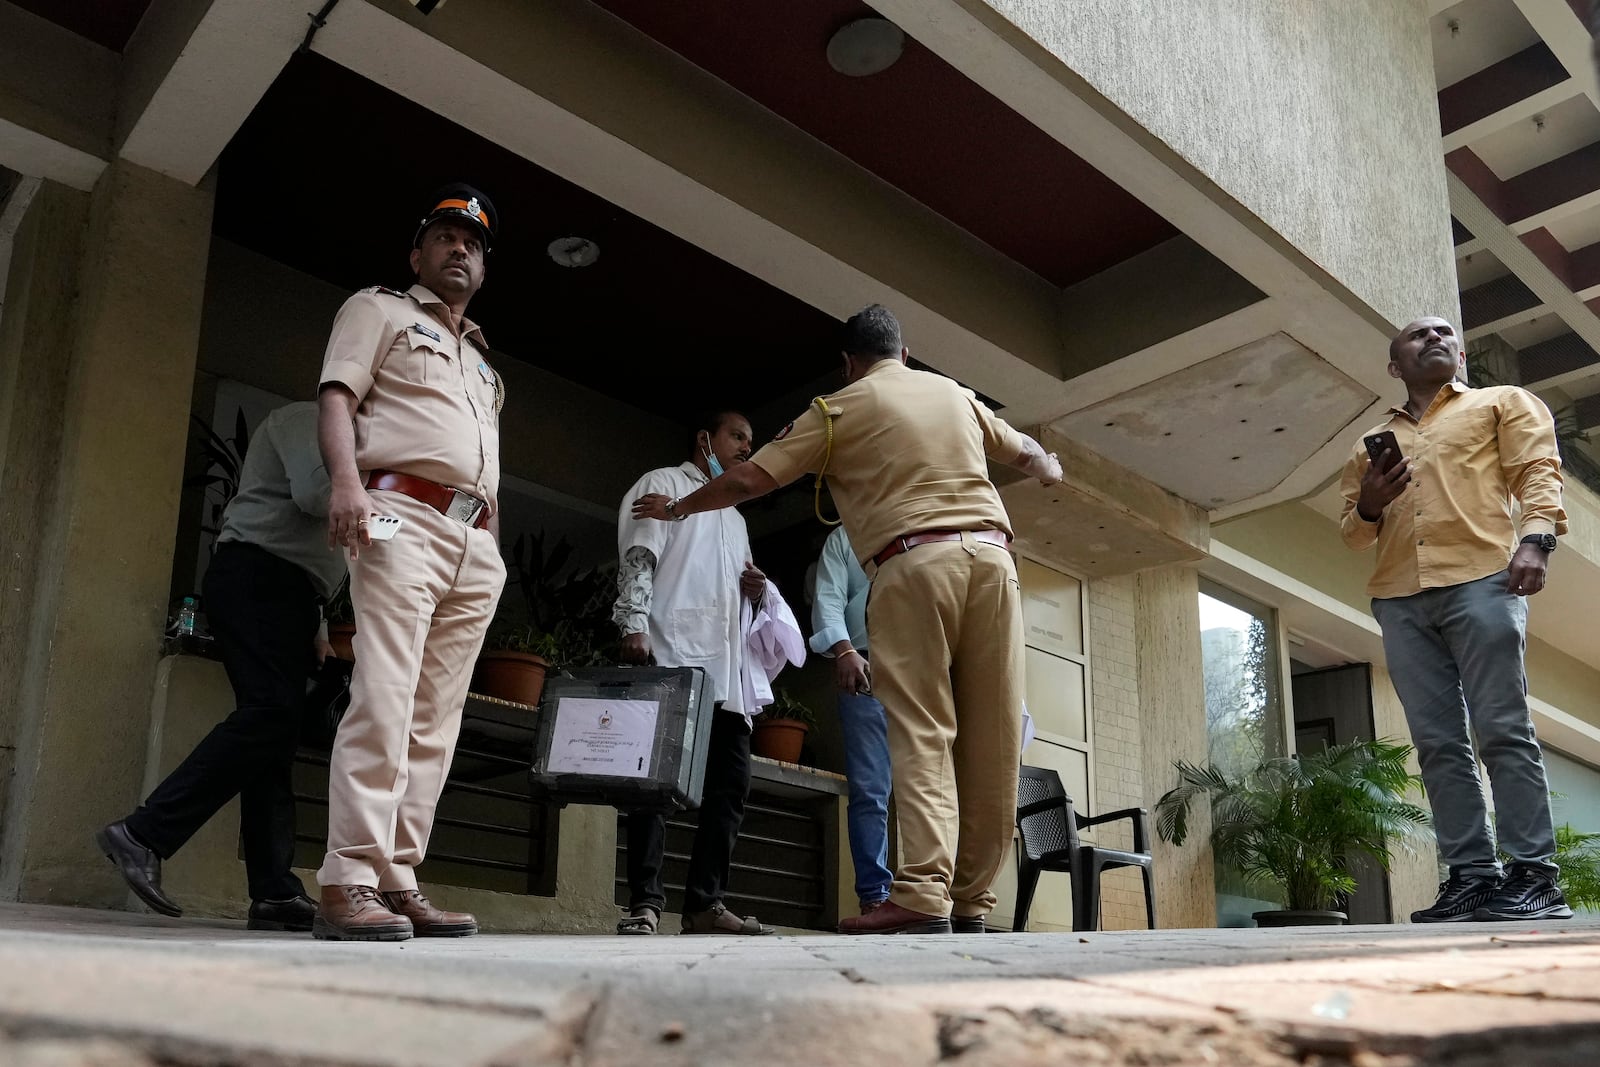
[826,18,905,77]
[547,236,600,268]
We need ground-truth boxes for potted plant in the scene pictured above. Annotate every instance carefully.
[1154,738,1430,926]
[472,531,619,706]
[472,622,560,708]
[751,688,816,764]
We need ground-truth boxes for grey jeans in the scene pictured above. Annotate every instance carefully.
[1371,569,1558,880]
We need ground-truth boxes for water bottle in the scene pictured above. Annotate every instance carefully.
[177,597,197,637]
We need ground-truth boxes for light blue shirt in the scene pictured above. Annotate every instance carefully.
[810,526,870,656]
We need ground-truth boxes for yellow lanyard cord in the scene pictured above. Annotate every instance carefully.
[812,396,842,527]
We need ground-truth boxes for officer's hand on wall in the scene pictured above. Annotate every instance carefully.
[1037,452,1063,487]
[620,632,654,665]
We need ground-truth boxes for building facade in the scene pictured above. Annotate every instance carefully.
[2,0,1595,931]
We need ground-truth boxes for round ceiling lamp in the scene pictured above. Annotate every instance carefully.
[547,236,600,268]
[826,18,905,77]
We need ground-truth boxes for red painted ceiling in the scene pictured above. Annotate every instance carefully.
[12,0,151,51]
[588,0,1176,288]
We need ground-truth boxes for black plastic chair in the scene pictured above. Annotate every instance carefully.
[1013,765,1157,932]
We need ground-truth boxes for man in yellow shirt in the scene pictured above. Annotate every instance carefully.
[1340,315,1571,923]
[633,305,1062,934]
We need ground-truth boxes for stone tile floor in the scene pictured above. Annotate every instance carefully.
[2,903,1598,1065]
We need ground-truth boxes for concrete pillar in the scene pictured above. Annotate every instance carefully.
[0,160,213,905]
[0,179,91,840]
[1134,563,1217,928]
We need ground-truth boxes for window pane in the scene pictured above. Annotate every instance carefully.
[1199,588,1284,780]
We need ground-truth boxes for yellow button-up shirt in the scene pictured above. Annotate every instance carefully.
[1339,382,1567,599]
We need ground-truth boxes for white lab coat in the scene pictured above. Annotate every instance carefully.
[618,462,750,713]
[741,580,806,719]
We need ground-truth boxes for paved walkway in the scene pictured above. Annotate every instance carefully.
[1,903,1598,1066]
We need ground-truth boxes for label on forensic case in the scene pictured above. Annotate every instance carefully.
[546,697,659,777]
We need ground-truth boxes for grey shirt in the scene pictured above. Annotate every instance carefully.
[217,402,347,600]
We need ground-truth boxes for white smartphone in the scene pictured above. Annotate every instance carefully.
[366,515,404,542]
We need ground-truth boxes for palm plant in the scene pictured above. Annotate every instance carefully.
[1155,738,1431,912]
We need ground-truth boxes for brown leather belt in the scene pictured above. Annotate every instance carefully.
[367,469,491,529]
[872,528,1011,568]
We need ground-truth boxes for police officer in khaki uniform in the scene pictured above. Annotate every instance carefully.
[633,305,1062,934]
[313,185,507,941]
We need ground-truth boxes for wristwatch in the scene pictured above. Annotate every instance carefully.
[664,497,688,522]
[1519,533,1557,553]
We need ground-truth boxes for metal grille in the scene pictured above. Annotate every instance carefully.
[288,694,557,895]
[613,794,828,930]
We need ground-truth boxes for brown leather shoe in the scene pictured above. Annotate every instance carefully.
[380,889,478,937]
[838,900,951,935]
[312,885,412,942]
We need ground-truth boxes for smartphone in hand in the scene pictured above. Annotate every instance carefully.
[1363,430,1403,472]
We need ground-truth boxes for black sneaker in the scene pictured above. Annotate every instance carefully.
[1472,866,1573,921]
[1411,874,1502,923]
[248,893,318,932]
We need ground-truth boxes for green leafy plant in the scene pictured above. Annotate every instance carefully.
[758,688,817,727]
[1552,824,1600,911]
[1494,796,1600,912]
[485,531,620,672]
[1155,738,1431,912]
[185,411,251,541]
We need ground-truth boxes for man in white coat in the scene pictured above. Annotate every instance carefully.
[612,411,778,935]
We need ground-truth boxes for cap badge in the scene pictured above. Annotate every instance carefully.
[465,197,480,217]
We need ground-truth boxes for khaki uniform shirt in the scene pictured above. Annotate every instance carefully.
[750,359,1027,566]
[1339,381,1568,599]
[319,283,502,511]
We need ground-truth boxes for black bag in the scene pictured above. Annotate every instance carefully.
[530,666,713,813]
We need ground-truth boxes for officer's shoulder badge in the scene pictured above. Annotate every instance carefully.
[360,285,408,299]
[773,420,795,441]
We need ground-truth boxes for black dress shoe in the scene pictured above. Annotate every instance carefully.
[249,893,318,932]
[94,821,181,917]
[950,916,988,933]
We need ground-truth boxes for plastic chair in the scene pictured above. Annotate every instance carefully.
[1013,765,1157,932]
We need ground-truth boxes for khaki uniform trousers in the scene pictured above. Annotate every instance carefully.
[867,534,1024,918]
[317,492,505,889]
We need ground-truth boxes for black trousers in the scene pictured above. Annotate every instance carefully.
[626,709,751,914]
[125,543,322,902]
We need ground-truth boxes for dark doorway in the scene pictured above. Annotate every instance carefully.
[1291,661,1391,925]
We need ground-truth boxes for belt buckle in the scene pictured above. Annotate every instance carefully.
[445,489,484,526]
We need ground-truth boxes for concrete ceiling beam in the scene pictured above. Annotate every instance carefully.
[1438,43,1572,148]
[306,0,1068,412]
[0,5,114,190]
[1003,297,1284,428]
[117,0,310,185]
[1448,169,1600,385]
[1512,0,1600,112]
[1440,79,1578,154]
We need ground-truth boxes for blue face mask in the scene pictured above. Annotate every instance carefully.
[703,444,724,479]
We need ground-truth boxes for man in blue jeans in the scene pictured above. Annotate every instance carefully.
[1340,315,1571,923]
[810,525,893,917]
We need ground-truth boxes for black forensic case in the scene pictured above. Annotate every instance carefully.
[529,666,713,813]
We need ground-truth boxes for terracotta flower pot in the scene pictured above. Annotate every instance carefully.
[471,650,550,708]
[751,718,809,764]
[1252,909,1347,927]
[327,623,357,662]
